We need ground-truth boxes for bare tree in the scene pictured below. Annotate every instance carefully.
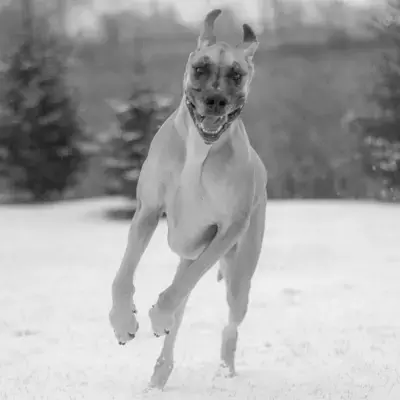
[55,0,67,35]
[259,0,282,38]
[21,0,34,39]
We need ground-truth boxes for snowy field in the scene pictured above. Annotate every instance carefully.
[1,198,400,400]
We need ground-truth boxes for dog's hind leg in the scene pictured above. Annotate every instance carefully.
[219,200,266,377]
[149,259,191,390]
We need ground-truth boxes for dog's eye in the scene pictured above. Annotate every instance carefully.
[194,66,205,76]
[231,73,242,84]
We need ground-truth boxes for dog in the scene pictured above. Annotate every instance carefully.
[109,9,267,390]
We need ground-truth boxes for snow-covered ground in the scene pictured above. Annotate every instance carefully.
[1,198,399,400]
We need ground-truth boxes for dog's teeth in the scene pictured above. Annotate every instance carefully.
[199,123,222,135]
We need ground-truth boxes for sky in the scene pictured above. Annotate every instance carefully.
[33,0,385,38]
[64,0,268,36]
[88,0,384,26]
[0,0,385,37]
[90,0,263,26]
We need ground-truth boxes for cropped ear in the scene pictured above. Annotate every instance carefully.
[240,23,259,60]
[197,9,222,50]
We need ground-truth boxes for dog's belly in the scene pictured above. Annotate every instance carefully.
[165,186,218,260]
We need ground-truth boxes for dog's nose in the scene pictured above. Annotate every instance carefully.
[204,95,228,114]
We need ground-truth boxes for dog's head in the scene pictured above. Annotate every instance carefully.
[183,9,258,144]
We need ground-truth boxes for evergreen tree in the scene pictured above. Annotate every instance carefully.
[356,0,400,193]
[0,23,89,202]
[102,87,174,199]
[101,34,174,200]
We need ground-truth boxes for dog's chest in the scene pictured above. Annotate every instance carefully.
[166,159,231,226]
[164,156,237,259]
[161,128,245,258]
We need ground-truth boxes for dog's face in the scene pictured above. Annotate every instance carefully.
[184,9,258,144]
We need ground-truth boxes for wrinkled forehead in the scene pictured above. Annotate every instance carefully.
[191,42,249,73]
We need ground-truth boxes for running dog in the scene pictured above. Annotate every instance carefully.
[109,8,267,390]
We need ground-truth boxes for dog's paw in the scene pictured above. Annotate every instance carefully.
[149,357,174,390]
[109,304,139,345]
[148,304,175,338]
[215,362,236,379]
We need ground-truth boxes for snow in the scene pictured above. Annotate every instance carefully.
[1,198,399,399]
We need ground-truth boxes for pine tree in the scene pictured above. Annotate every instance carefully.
[101,34,174,200]
[0,22,89,202]
[102,87,174,199]
[356,0,400,194]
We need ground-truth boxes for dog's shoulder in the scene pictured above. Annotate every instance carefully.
[141,109,185,175]
[135,112,179,206]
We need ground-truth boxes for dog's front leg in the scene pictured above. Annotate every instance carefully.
[109,201,160,345]
[149,217,250,337]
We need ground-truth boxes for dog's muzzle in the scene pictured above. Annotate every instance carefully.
[185,97,244,144]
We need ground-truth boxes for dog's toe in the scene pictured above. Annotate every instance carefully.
[149,304,175,338]
[153,329,169,338]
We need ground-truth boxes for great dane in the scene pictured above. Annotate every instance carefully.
[109,9,267,390]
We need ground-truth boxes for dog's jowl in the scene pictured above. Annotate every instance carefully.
[109,8,267,390]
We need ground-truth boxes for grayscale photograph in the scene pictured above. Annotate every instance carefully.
[0,0,399,399]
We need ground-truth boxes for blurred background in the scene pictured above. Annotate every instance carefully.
[0,0,399,206]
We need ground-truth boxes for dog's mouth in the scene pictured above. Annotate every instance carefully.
[185,98,243,144]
